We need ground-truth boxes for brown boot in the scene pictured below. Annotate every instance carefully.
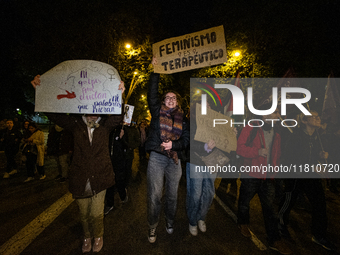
[82,238,92,253]
[93,237,103,253]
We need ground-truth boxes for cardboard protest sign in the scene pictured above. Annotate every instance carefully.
[123,104,134,125]
[152,25,227,74]
[35,60,122,114]
[194,103,237,153]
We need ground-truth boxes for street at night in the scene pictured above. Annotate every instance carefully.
[1,1,340,254]
[1,149,339,254]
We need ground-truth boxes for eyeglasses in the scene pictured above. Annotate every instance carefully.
[165,96,177,101]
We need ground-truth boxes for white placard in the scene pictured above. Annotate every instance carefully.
[35,60,122,114]
[123,104,134,125]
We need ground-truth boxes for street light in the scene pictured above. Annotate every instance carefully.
[234,51,241,57]
[125,43,131,49]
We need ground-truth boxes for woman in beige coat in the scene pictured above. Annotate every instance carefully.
[23,122,45,182]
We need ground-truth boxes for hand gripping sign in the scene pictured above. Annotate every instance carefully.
[35,60,123,114]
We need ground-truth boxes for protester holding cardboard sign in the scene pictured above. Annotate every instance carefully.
[145,57,189,243]
[186,102,229,236]
[31,75,125,253]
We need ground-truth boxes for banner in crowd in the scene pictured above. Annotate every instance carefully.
[152,25,227,74]
[35,60,123,114]
[194,103,237,153]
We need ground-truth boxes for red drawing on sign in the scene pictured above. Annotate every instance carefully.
[57,90,76,100]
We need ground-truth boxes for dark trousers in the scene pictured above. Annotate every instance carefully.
[139,145,146,160]
[237,178,280,244]
[26,153,45,177]
[26,153,37,177]
[278,179,327,238]
[105,162,127,207]
[5,150,18,172]
[125,158,133,186]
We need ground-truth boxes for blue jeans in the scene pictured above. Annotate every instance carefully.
[237,178,280,245]
[186,162,216,226]
[147,151,182,228]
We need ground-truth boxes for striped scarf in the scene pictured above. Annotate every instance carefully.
[159,105,183,164]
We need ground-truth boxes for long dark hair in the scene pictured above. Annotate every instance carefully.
[161,90,182,109]
[28,122,40,133]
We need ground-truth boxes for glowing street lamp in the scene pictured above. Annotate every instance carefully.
[125,70,141,104]
[234,51,241,57]
[125,43,131,49]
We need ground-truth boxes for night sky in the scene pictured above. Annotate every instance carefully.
[1,0,340,117]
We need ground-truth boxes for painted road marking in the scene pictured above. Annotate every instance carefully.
[214,195,267,251]
[0,192,74,255]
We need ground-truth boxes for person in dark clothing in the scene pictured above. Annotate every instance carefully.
[121,123,140,187]
[236,106,291,254]
[47,124,74,182]
[104,123,140,215]
[138,120,149,162]
[21,121,31,140]
[278,111,336,251]
[323,124,340,194]
[146,57,189,243]
[1,119,22,178]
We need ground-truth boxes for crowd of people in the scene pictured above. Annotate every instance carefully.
[1,58,338,254]
[0,119,46,182]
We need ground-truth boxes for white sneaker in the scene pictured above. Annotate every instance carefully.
[198,220,206,232]
[3,172,10,179]
[9,169,18,175]
[189,224,198,236]
[148,228,157,243]
[166,222,173,234]
[24,177,34,182]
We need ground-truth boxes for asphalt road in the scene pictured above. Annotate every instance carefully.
[0,153,339,255]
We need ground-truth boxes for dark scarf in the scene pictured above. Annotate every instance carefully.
[159,105,184,164]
